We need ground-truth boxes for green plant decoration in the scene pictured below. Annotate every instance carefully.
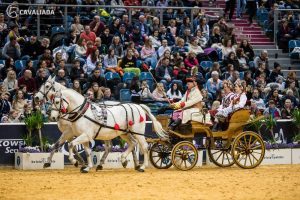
[264,115,277,144]
[24,115,36,146]
[34,110,45,152]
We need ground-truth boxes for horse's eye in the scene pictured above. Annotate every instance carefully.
[55,101,59,104]
[46,85,49,88]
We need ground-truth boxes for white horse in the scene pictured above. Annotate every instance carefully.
[34,76,138,171]
[50,89,167,172]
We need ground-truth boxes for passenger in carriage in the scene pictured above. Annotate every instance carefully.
[169,77,211,130]
[213,80,248,131]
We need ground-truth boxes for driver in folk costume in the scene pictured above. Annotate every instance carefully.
[169,77,212,130]
[213,80,248,130]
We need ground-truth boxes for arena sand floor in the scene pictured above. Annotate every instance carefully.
[0,165,300,200]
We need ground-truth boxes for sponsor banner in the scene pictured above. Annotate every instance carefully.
[292,148,300,164]
[261,149,292,165]
[15,152,64,170]
[91,151,136,169]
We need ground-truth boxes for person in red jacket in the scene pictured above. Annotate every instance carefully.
[80,26,96,43]
[184,51,199,73]
[18,70,36,94]
[89,16,105,37]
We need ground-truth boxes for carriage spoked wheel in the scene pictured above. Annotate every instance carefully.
[231,131,265,169]
[207,138,235,167]
[149,142,173,169]
[171,141,198,171]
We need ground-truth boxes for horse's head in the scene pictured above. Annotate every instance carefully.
[50,90,69,121]
[34,76,56,103]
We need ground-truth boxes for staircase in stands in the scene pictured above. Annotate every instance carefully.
[202,0,299,78]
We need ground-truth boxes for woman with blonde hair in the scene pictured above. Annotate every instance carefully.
[12,90,27,113]
[141,38,157,70]
[3,70,18,95]
[152,83,169,102]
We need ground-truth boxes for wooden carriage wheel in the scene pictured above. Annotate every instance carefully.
[149,142,173,169]
[231,131,265,169]
[171,141,198,171]
[207,138,235,167]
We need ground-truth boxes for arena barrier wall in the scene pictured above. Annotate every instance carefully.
[0,120,298,165]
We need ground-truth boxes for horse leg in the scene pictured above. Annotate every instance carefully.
[134,135,149,172]
[120,134,138,170]
[68,133,92,173]
[128,134,140,170]
[96,140,112,171]
[72,145,85,168]
[44,131,72,168]
[82,142,93,171]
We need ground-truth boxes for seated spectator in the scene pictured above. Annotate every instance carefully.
[130,25,145,49]
[2,36,21,60]
[172,38,189,58]
[89,82,104,102]
[71,16,84,37]
[100,27,114,47]
[225,27,238,47]
[110,0,127,17]
[236,48,250,71]
[54,52,62,67]
[208,62,222,78]
[35,68,48,90]
[22,60,36,78]
[244,71,255,87]
[80,25,96,43]
[222,64,235,80]
[0,13,8,46]
[90,15,105,37]
[181,27,193,44]
[120,49,138,75]
[55,69,70,88]
[18,70,36,94]
[173,61,188,81]
[201,89,213,109]
[221,38,236,60]
[159,25,175,46]
[278,19,294,52]
[7,24,24,44]
[196,17,210,41]
[167,82,183,102]
[86,49,101,76]
[3,70,18,96]
[209,26,223,49]
[269,62,283,83]
[141,38,157,70]
[72,79,82,94]
[136,14,149,36]
[39,49,54,73]
[157,39,171,58]
[103,88,115,101]
[0,92,11,120]
[281,99,294,119]
[22,35,40,60]
[254,62,270,81]
[213,16,228,35]
[103,48,124,76]
[286,71,299,89]
[184,51,199,74]
[0,57,16,80]
[126,41,140,58]
[263,100,281,119]
[138,80,153,101]
[206,71,222,99]
[250,88,266,110]
[223,52,240,71]
[238,39,255,61]
[115,24,130,48]
[149,17,160,35]
[12,90,27,113]
[94,37,108,55]
[194,29,208,49]
[254,50,269,69]
[109,36,124,59]
[55,59,70,77]
[228,71,240,84]
[85,89,95,101]
[155,57,174,88]
[37,60,51,77]
[149,29,161,49]
[285,80,300,100]
[152,83,169,102]
[86,68,106,90]
[37,38,50,56]
[267,89,282,108]
[282,89,298,108]
[8,110,21,123]
[188,37,204,55]
[249,100,262,119]
[74,38,87,67]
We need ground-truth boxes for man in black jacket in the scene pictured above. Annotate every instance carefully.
[22,35,41,60]
[155,57,174,88]
[86,68,106,91]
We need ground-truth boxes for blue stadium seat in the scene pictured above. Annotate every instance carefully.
[296,40,300,47]
[51,26,65,37]
[289,40,297,52]
[0,60,5,65]
[139,72,153,81]
[239,71,244,80]
[104,72,114,80]
[15,60,26,73]
[32,60,38,70]
[119,89,131,102]
[123,72,135,84]
[205,72,210,80]
[200,61,213,70]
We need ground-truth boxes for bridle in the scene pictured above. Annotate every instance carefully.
[36,80,56,101]
[51,92,90,122]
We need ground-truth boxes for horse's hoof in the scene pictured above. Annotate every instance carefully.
[80,167,89,173]
[43,163,51,168]
[137,168,145,172]
[96,165,103,171]
[135,165,141,171]
[122,160,128,168]
[74,161,79,168]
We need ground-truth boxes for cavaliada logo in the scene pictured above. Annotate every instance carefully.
[6,4,54,18]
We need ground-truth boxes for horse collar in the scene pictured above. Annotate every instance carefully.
[68,98,90,122]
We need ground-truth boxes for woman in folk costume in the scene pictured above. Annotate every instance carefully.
[169,77,212,130]
[215,80,247,119]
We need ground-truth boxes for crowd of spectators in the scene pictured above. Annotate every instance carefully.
[0,0,299,124]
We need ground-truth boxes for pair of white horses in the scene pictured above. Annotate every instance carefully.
[34,76,167,173]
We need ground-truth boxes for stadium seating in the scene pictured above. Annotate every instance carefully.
[119,89,131,102]
[200,61,213,71]
[123,72,135,84]
[15,60,26,73]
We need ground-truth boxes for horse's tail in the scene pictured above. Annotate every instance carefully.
[139,104,168,139]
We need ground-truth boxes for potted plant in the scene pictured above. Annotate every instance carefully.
[292,109,300,144]
[23,114,35,147]
[34,110,44,152]
[264,115,277,145]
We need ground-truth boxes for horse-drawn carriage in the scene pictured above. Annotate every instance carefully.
[148,109,266,171]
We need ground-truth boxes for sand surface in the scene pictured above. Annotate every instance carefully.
[0,165,300,200]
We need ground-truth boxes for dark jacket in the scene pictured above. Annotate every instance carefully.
[87,75,106,89]
[18,76,37,93]
[155,65,174,82]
